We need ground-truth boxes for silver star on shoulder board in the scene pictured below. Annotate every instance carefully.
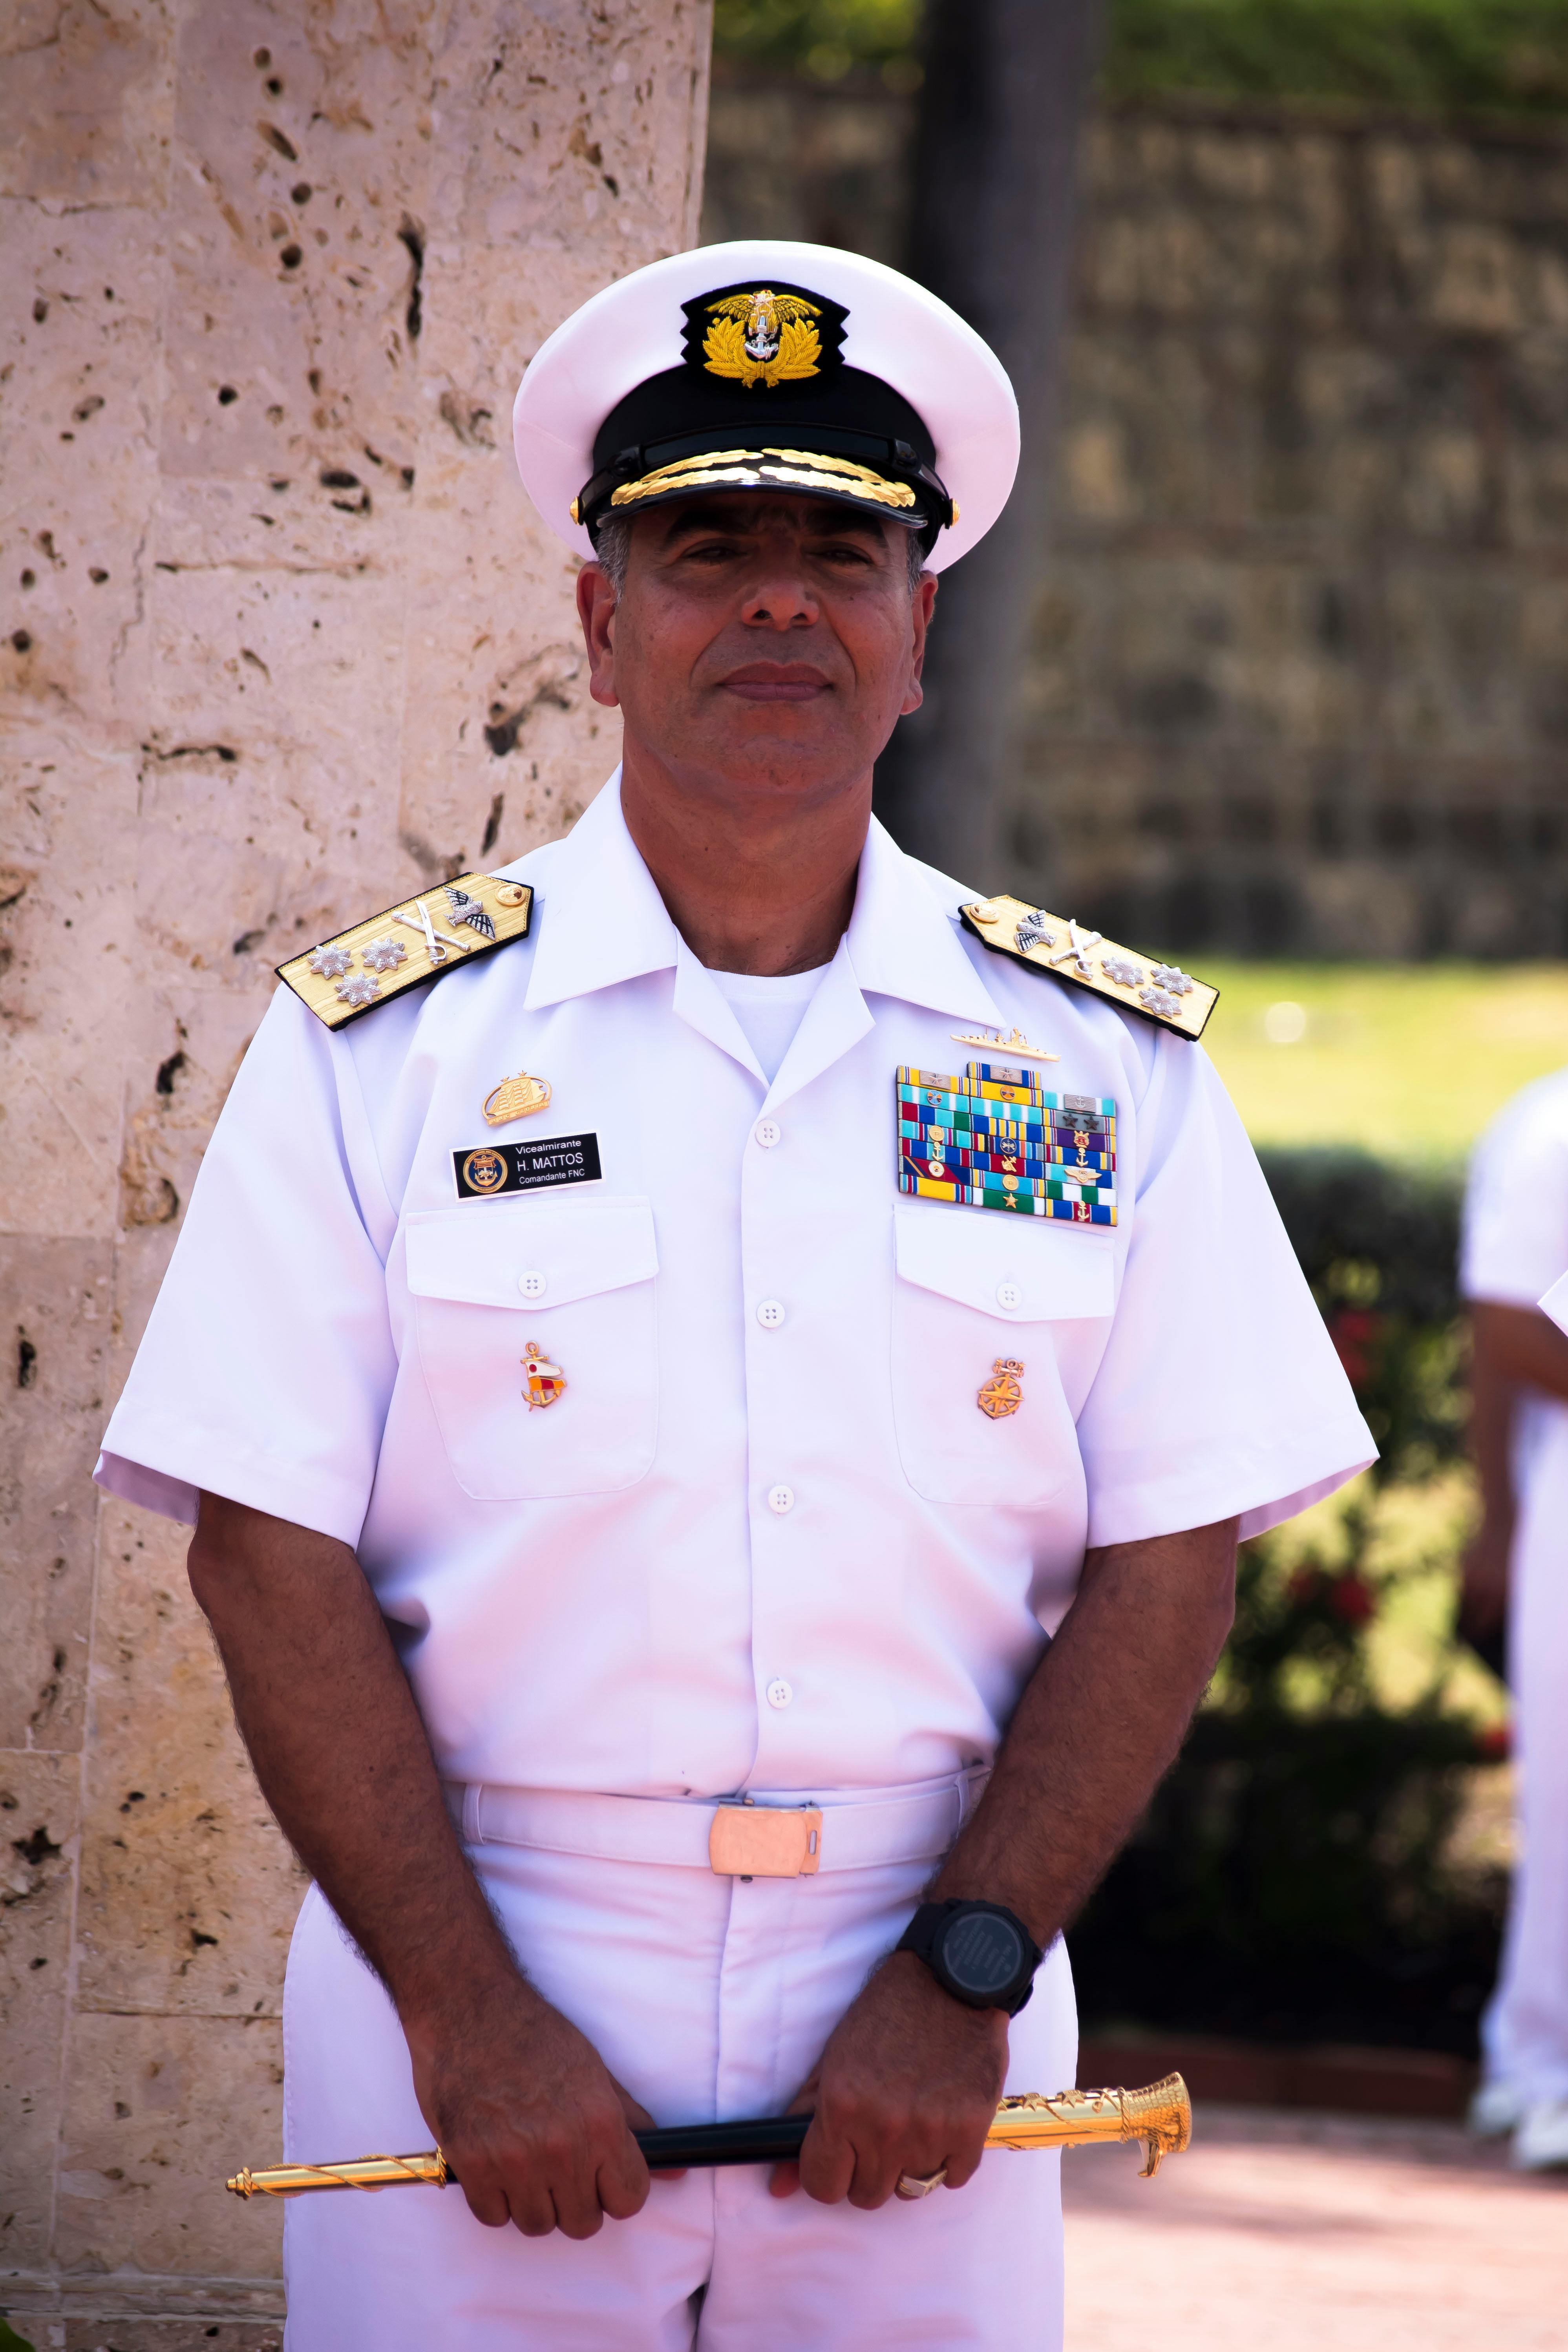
[444,885,495,941]
[361,935,408,974]
[309,944,354,979]
[335,974,380,1008]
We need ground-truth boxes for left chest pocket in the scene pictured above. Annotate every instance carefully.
[405,1195,658,1500]
[890,1202,1113,1506]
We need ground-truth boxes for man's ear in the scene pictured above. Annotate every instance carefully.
[577,561,621,710]
[899,572,939,717]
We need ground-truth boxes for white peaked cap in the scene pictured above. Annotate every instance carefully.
[513,239,1020,574]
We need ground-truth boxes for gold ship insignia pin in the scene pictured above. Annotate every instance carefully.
[951,1024,1060,1065]
[482,1069,552,1128]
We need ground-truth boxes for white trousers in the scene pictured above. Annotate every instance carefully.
[281,1797,1076,2348]
[1484,1415,1568,2105]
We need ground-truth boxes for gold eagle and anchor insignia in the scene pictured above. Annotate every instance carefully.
[977,1359,1025,1420]
[703,289,823,389]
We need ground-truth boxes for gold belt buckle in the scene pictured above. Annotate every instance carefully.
[708,1804,823,1878]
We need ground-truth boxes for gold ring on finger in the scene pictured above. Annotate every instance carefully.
[894,2166,947,2200]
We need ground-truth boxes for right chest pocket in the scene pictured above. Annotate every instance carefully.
[405,1195,658,1500]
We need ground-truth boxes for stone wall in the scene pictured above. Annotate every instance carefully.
[0,3,710,2341]
[704,76,1568,957]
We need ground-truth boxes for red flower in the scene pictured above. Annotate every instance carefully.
[1327,1308,1383,1391]
[1476,1722,1511,1761]
[1329,1574,1376,1627]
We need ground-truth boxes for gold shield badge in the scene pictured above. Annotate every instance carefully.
[977,1359,1025,1420]
[461,1147,508,1195]
[522,1341,566,1410]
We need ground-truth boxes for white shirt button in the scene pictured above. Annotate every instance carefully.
[518,1271,548,1299]
[996,1281,1023,1311]
[765,1677,793,1710]
[754,1118,782,1149]
[767,1483,795,1515]
[756,1298,786,1330]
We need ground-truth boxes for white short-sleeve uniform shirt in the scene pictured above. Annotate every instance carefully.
[98,776,1374,1801]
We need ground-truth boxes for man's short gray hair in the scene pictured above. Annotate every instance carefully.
[589,512,928,597]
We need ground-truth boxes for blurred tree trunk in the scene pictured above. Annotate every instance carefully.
[875,0,1103,885]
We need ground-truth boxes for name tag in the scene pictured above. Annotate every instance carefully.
[453,1133,602,1201]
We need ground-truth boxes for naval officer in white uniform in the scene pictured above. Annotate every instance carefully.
[97,241,1375,2347]
[1461,1069,1568,2171]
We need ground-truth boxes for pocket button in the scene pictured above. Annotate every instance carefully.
[518,1270,548,1299]
[996,1281,1023,1310]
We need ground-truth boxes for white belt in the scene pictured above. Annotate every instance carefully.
[442,1768,990,1880]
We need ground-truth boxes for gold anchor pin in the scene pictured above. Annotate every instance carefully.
[482,1069,552,1128]
[522,1341,566,1410]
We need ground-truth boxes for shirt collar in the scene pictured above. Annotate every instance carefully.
[844,814,1006,1027]
[522,771,680,1011]
[522,771,1005,1032]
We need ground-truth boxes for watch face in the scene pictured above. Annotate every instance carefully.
[939,1908,1028,2000]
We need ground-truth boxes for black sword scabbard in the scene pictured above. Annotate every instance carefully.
[444,2112,811,2186]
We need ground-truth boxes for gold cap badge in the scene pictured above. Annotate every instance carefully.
[702,289,822,389]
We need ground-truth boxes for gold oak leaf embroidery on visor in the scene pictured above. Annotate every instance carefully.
[608,447,917,514]
[703,289,822,387]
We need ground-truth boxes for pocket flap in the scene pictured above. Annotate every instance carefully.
[893,1200,1113,1322]
[406,1195,658,1312]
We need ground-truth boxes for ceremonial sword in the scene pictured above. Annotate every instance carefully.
[227,2075,1190,2199]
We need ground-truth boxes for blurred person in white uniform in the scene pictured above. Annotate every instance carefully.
[96,242,1375,2348]
[1461,1067,1568,2171]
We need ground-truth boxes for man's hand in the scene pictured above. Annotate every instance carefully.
[769,1953,1007,2208]
[406,1967,656,2239]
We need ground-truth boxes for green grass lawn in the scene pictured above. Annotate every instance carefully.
[1201,962,1568,1164]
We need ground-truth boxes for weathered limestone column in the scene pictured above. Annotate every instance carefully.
[0,4,710,2339]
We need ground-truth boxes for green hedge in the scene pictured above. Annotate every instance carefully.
[1068,1146,1496,2054]
[1104,0,1568,114]
[714,0,1568,116]
[1257,1147,1464,1486]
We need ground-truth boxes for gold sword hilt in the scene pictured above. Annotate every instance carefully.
[983,2073,1192,2176]
[225,2075,1191,2198]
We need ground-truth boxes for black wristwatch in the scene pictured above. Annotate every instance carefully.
[896,1899,1042,2016]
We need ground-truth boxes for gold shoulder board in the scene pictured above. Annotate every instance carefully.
[278,874,534,1031]
[960,895,1217,1042]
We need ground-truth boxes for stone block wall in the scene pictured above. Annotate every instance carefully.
[704,78,1568,956]
[0,3,711,2339]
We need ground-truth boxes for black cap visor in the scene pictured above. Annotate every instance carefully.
[574,363,955,550]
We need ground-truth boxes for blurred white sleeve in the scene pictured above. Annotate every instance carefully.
[1460,1071,1568,1309]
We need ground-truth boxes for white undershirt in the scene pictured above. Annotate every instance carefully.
[709,963,831,1085]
